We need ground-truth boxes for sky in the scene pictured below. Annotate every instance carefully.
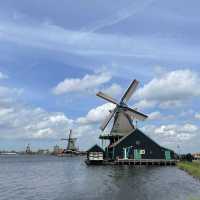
[0,0,200,153]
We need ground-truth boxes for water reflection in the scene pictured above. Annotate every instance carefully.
[0,156,199,200]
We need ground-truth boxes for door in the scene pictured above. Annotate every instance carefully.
[123,148,128,159]
[165,151,171,160]
[134,149,141,160]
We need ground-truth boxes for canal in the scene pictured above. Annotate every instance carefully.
[0,155,199,200]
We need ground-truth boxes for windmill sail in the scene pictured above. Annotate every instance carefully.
[124,107,148,121]
[96,79,148,136]
[120,79,139,104]
[111,111,134,136]
[100,108,117,131]
[96,92,118,105]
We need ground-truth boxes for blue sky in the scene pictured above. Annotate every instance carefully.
[0,0,200,152]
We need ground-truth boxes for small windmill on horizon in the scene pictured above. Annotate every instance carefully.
[61,129,78,153]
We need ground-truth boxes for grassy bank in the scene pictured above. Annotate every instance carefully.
[177,161,200,180]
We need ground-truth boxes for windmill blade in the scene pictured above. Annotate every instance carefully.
[124,107,148,121]
[121,79,139,104]
[61,138,68,141]
[100,107,118,131]
[96,92,119,105]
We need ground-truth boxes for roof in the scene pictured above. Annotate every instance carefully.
[109,129,136,148]
[87,144,104,153]
[109,128,173,151]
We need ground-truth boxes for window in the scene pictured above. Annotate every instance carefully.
[140,150,145,155]
[136,140,140,145]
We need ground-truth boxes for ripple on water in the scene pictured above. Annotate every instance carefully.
[0,156,200,200]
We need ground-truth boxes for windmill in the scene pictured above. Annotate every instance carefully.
[26,144,31,154]
[61,129,77,152]
[86,79,176,165]
[97,79,148,137]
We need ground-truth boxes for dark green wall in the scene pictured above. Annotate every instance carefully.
[108,129,175,160]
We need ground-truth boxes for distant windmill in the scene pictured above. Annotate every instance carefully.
[25,144,32,154]
[61,129,77,151]
[97,79,148,136]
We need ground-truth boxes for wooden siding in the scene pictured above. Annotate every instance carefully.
[108,129,175,160]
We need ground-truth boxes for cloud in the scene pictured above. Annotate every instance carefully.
[135,99,156,110]
[49,114,69,124]
[83,0,155,33]
[0,80,103,149]
[0,108,14,117]
[76,103,115,125]
[0,72,8,80]
[0,86,23,108]
[147,111,174,121]
[102,83,123,98]
[1,67,200,151]
[0,82,74,140]
[195,113,200,120]
[136,69,200,109]
[52,72,111,95]
[142,123,199,151]
[32,128,54,139]
[159,100,184,109]
[153,124,198,140]
[0,20,199,62]
[1,105,73,140]
[148,111,162,120]
[0,86,15,97]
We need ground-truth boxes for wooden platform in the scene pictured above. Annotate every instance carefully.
[86,159,177,166]
[114,159,177,166]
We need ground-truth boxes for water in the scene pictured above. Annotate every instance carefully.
[0,155,200,200]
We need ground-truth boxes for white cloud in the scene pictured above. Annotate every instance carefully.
[0,83,74,140]
[0,81,103,149]
[1,67,200,151]
[24,112,73,131]
[52,72,111,95]
[179,110,194,118]
[0,108,14,117]
[159,100,184,109]
[148,111,162,120]
[136,69,200,109]
[0,86,14,97]
[84,0,155,33]
[1,106,73,140]
[195,113,200,120]
[141,123,200,152]
[155,124,198,140]
[0,72,8,80]
[135,99,156,110]
[32,128,54,139]
[0,20,199,62]
[74,124,101,138]
[143,123,198,143]
[76,103,115,125]
[102,83,123,98]
[148,111,174,121]
[49,114,69,124]
[0,86,22,98]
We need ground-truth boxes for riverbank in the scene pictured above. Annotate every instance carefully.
[177,161,200,180]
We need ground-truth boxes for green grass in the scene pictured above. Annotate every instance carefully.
[177,161,200,180]
[188,197,200,200]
